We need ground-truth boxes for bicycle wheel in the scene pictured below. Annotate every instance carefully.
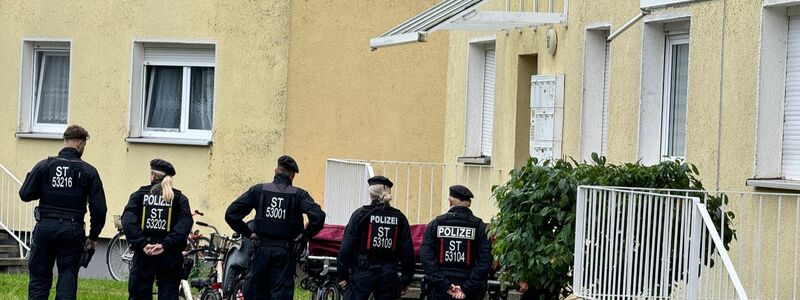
[106,231,133,281]
[227,277,245,300]
[200,289,222,300]
[321,282,342,300]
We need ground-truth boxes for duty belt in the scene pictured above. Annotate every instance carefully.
[259,240,291,248]
[40,215,83,223]
[38,212,83,223]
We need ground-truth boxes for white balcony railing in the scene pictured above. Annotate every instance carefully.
[574,186,748,299]
[0,162,34,258]
[324,159,506,225]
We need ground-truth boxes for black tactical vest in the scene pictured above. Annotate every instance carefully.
[434,213,481,273]
[253,183,302,240]
[39,157,88,215]
[358,206,403,261]
[139,190,181,237]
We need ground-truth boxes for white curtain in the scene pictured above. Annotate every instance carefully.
[189,67,214,130]
[36,54,69,124]
[146,66,182,129]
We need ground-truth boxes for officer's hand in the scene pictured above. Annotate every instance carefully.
[85,238,97,250]
[338,280,347,289]
[518,281,529,293]
[150,244,164,256]
[249,233,258,240]
[143,244,157,255]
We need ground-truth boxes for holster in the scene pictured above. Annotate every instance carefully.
[248,238,260,261]
[80,248,94,268]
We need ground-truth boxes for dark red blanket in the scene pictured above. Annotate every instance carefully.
[308,224,428,257]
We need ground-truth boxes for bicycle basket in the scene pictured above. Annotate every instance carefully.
[113,215,123,230]
[211,233,233,251]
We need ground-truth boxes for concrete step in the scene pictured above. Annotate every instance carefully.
[0,245,20,258]
[0,258,27,274]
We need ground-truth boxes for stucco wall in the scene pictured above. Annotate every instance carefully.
[444,0,762,195]
[284,1,449,204]
[0,0,292,236]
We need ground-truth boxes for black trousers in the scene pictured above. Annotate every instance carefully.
[344,263,400,300]
[28,219,84,300]
[127,250,183,300]
[244,244,295,300]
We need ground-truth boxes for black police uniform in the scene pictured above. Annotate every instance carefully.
[420,186,492,300]
[225,167,326,300]
[121,182,193,300]
[338,200,415,300]
[19,147,107,300]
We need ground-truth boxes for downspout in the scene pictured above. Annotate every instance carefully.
[608,9,652,42]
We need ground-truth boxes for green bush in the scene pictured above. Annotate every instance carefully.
[489,154,735,299]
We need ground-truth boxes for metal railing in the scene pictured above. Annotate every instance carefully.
[0,163,33,258]
[603,187,800,299]
[324,159,505,225]
[573,186,747,299]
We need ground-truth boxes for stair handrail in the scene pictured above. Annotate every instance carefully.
[0,162,32,257]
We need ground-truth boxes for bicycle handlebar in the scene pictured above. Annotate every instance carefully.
[195,221,220,234]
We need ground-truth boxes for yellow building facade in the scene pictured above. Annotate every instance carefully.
[431,0,768,202]
[0,0,449,237]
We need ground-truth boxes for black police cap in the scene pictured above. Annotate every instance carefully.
[150,159,176,176]
[449,185,474,201]
[278,155,299,173]
[367,175,393,188]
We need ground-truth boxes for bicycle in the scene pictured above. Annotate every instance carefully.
[106,210,211,281]
[300,255,344,300]
[190,221,238,300]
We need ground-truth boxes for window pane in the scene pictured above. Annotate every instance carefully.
[668,43,689,157]
[36,53,69,124]
[189,67,214,130]
[146,66,183,129]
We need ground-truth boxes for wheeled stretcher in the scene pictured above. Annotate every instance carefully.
[301,224,511,299]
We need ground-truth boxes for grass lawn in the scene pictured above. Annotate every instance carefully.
[0,273,311,299]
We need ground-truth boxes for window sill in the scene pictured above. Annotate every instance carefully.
[125,137,211,146]
[15,132,63,140]
[746,178,800,191]
[457,156,491,165]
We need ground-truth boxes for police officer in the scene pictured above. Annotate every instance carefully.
[122,159,193,300]
[420,185,492,300]
[225,155,326,300]
[337,176,415,300]
[19,125,107,300]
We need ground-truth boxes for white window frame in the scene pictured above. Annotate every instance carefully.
[128,41,216,145]
[17,40,71,137]
[660,34,690,161]
[637,15,691,165]
[460,37,496,164]
[580,25,611,162]
[751,3,800,189]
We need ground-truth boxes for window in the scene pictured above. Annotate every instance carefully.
[129,43,215,144]
[580,28,611,161]
[661,34,689,159]
[752,4,800,186]
[461,39,496,164]
[784,14,800,180]
[18,41,71,135]
[638,19,690,164]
